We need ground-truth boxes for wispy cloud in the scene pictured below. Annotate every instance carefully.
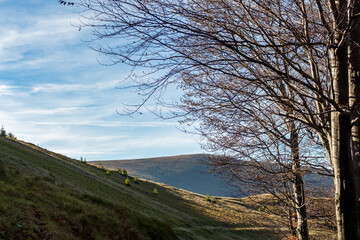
[0,1,203,160]
[0,84,20,96]
[30,80,120,94]
[0,16,81,66]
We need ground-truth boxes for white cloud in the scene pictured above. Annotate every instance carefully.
[30,80,120,94]
[0,84,20,96]
[0,1,203,160]
[0,13,84,70]
[0,15,80,49]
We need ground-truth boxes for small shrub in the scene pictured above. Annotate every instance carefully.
[7,132,16,139]
[152,187,159,195]
[122,169,128,176]
[117,168,122,174]
[204,194,217,203]
[134,176,139,184]
[0,126,6,137]
[205,193,211,202]
[258,206,268,212]
[106,170,111,175]
[125,178,131,186]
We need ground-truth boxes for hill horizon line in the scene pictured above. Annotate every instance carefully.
[89,153,209,162]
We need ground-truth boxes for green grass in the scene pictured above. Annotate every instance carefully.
[0,160,177,240]
[0,137,277,240]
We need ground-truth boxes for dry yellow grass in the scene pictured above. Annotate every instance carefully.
[151,183,336,239]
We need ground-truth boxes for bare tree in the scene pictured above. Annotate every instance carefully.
[77,0,360,238]
[349,0,360,221]
[179,69,332,239]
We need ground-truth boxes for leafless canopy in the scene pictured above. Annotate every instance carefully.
[77,0,360,239]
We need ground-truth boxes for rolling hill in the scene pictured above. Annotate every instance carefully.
[89,154,230,197]
[0,137,335,239]
[0,137,276,240]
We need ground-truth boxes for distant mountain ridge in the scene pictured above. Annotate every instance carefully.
[89,154,231,197]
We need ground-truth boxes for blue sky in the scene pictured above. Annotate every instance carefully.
[0,0,203,160]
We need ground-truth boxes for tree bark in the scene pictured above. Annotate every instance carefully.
[290,122,309,240]
[349,1,360,237]
[331,39,358,240]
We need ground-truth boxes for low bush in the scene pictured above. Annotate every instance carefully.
[7,132,16,139]
[134,177,139,184]
[106,170,111,175]
[122,169,128,176]
[152,188,158,195]
[205,194,217,203]
[205,193,211,202]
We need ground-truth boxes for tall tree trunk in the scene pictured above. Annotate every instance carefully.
[349,1,360,236]
[289,123,309,240]
[331,37,358,239]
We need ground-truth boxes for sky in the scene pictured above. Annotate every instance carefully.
[0,0,203,160]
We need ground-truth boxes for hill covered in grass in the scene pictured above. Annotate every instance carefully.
[0,137,279,240]
[90,154,230,197]
[0,137,335,239]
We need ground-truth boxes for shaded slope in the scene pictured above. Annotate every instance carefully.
[0,138,177,240]
[0,137,274,240]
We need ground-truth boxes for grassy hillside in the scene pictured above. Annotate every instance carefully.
[90,155,229,197]
[0,137,335,239]
[0,137,279,240]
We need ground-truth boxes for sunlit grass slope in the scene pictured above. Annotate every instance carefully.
[0,137,278,239]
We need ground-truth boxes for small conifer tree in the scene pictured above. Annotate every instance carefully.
[152,187,159,195]
[0,126,6,137]
[205,193,211,202]
[117,168,122,174]
[80,156,87,163]
[106,169,111,175]
[122,169,128,176]
[125,178,131,186]
[134,176,139,184]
